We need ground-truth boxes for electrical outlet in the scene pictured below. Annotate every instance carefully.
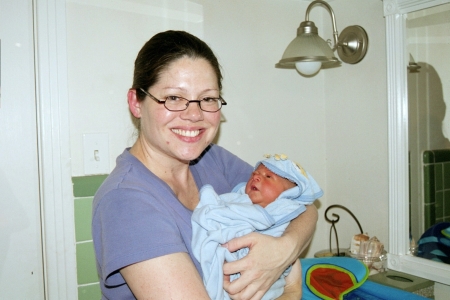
[83,133,109,175]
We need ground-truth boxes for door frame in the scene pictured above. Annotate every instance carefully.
[35,0,78,298]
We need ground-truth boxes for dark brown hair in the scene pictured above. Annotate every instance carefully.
[133,30,222,100]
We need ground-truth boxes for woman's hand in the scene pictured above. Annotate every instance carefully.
[222,204,317,300]
[223,233,288,300]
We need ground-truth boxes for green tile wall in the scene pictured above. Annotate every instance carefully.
[73,175,107,300]
[75,197,94,242]
[423,150,450,228]
[76,242,99,284]
[73,175,108,197]
[78,283,101,300]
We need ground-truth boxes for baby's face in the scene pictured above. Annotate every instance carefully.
[245,164,296,207]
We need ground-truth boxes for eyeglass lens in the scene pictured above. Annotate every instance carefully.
[164,97,222,112]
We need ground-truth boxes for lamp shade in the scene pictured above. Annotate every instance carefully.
[275,1,368,76]
[276,21,339,70]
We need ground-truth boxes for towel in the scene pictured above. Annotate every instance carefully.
[192,154,323,299]
[417,222,450,264]
[301,257,369,300]
[192,184,310,300]
[301,257,428,300]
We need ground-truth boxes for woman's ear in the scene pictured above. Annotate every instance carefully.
[128,89,141,118]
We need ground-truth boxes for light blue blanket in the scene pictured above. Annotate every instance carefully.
[192,183,312,300]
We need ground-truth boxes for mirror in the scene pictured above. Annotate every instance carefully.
[385,0,450,285]
[408,2,450,247]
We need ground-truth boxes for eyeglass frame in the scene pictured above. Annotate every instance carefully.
[139,88,227,112]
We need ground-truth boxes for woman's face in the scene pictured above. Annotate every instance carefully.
[136,57,221,162]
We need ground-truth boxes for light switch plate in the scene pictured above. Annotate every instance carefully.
[83,133,109,175]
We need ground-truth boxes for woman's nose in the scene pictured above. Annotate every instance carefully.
[180,102,204,121]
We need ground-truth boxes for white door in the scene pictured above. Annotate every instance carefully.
[0,0,45,298]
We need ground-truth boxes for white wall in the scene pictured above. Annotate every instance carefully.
[323,0,389,251]
[67,0,387,257]
[67,0,207,171]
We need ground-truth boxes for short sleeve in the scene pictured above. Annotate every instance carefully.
[93,188,189,287]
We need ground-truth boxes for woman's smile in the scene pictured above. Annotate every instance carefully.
[171,128,201,138]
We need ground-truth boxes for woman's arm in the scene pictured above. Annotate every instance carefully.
[222,204,318,300]
[276,259,302,300]
[120,252,210,299]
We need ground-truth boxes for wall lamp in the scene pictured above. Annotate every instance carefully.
[276,0,368,76]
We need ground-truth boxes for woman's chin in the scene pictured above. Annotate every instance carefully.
[178,139,213,159]
[174,148,204,162]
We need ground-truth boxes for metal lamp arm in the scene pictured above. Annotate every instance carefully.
[305,0,339,51]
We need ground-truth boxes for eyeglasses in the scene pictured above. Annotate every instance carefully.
[139,88,227,112]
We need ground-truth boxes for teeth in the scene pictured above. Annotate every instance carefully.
[172,129,200,137]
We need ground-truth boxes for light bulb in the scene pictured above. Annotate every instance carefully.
[295,61,322,75]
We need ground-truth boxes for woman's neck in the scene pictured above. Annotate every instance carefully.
[130,137,199,210]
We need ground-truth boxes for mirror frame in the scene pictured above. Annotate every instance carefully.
[385,0,450,285]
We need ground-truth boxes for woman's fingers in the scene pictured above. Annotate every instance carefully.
[224,276,266,300]
[222,232,256,253]
[223,233,285,299]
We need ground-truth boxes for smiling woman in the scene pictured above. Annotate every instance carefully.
[91,30,318,299]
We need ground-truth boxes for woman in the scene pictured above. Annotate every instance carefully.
[92,30,318,299]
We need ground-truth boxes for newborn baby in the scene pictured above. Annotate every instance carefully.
[192,154,323,300]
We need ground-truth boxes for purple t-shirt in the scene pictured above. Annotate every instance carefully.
[92,144,252,299]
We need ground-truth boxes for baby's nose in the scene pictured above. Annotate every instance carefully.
[252,173,261,181]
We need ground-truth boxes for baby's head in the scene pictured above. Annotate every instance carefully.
[245,154,324,208]
[245,163,296,207]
